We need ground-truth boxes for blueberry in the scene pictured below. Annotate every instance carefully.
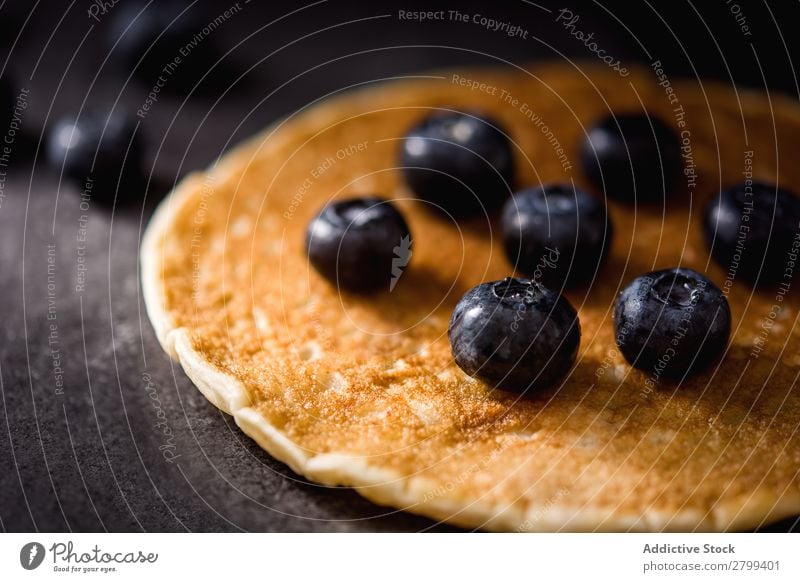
[400,111,515,216]
[614,268,730,380]
[109,1,217,90]
[501,183,613,288]
[46,110,144,201]
[305,197,412,293]
[704,181,800,286]
[448,277,580,392]
[581,113,681,203]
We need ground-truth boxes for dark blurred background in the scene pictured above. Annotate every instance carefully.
[1,0,798,532]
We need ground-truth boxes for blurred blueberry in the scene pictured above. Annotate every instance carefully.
[704,181,800,286]
[108,1,219,91]
[46,110,144,202]
[502,182,612,288]
[581,113,681,203]
[400,111,515,216]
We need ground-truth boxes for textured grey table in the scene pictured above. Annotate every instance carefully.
[1,0,798,532]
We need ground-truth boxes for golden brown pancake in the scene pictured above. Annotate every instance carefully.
[141,64,800,531]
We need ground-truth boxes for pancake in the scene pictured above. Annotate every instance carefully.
[141,64,800,531]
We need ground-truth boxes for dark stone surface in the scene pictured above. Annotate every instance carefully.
[1,0,798,532]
